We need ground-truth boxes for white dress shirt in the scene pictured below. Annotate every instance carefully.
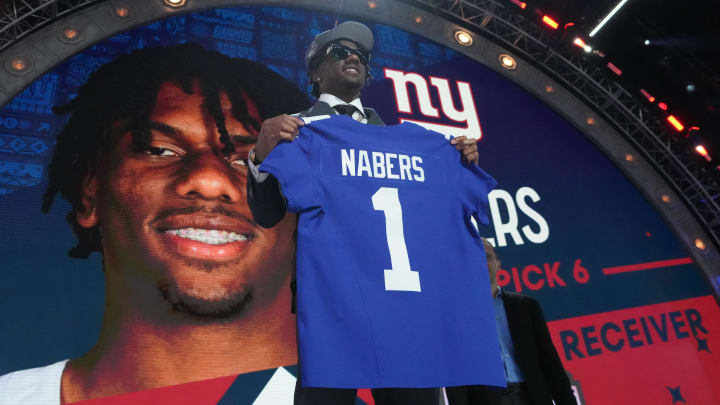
[248,93,367,182]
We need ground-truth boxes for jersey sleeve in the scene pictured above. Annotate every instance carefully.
[259,131,319,212]
[460,163,497,225]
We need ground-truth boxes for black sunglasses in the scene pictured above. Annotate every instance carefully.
[325,43,370,66]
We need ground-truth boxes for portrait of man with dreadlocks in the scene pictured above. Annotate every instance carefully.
[0,43,309,404]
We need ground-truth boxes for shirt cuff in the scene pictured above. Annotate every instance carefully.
[248,150,270,183]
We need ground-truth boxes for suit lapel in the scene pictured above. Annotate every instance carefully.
[304,101,336,117]
[363,108,385,126]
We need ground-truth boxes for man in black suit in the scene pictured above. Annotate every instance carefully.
[446,239,577,405]
[246,21,478,227]
[246,20,479,405]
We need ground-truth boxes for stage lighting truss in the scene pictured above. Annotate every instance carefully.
[0,0,99,53]
[403,0,720,251]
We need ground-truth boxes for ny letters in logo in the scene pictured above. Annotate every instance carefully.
[384,68,483,140]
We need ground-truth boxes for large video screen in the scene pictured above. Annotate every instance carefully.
[0,5,717,404]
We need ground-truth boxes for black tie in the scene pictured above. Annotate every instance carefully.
[334,104,359,120]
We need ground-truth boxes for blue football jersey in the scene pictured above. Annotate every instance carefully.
[260,115,505,389]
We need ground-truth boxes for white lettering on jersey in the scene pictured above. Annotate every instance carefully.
[398,155,412,180]
[357,150,372,177]
[411,156,425,182]
[386,153,400,180]
[372,187,422,292]
[340,149,424,182]
[341,149,355,176]
[372,151,386,178]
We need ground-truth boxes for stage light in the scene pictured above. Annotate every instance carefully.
[667,115,684,131]
[640,89,655,103]
[367,1,377,9]
[164,0,185,7]
[544,84,554,93]
[10,58,27,72]
[694,238,707,252]
[542,16,559,30]
[695,145,711,162]
[606,62,622,76]
[660,194,672,204]
[413,15,424,24]
[589,0,630,37]
[644,39,650,45]
[454,30,473,46]
[63,28,78,40]
[624,153,634,162]
[510,0,527,9]
[573,38,592,53]
[115,7,130,18]
[498,54,517,70]
[658,102,668,111]
[686,84,695,92]
[586,117,596,126]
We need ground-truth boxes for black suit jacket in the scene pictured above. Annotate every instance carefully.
[447,292,576,405]
[247,101,384,228]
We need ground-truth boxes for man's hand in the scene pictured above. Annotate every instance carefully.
[255,114,305,162]
[450,136,479,165]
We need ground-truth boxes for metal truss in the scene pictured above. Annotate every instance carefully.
[0,0,99,53]
[407,0,720,248]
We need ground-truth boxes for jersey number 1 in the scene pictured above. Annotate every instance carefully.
[372,187,422,292]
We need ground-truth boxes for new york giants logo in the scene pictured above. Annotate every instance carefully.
[384,68,483,140]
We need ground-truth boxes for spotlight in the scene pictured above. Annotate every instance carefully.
[367,1,377,9]
[658,102,668,111]
[510,0,527,9]
[413,15,424,24]
[695,145,711,162]
[63,28,78,40]
[686,84,695,92]
[644,39,650,46]
[694,238,707,252]
[640,89,655,103]
[498,54,517,70]
[573,38,592,53]
[115,7,130,18]
[667,115,684,131]
[586,117,596,126]
[544,84,554,93]
[454,30,473,46]
[624,153,634,162]
[660,194,672,204]
[10,58,27,72]
[542,16,559,30]
[164,0,185,7]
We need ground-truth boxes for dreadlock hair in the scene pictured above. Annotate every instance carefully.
[43,43,310,259]
[307,40,372,99]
